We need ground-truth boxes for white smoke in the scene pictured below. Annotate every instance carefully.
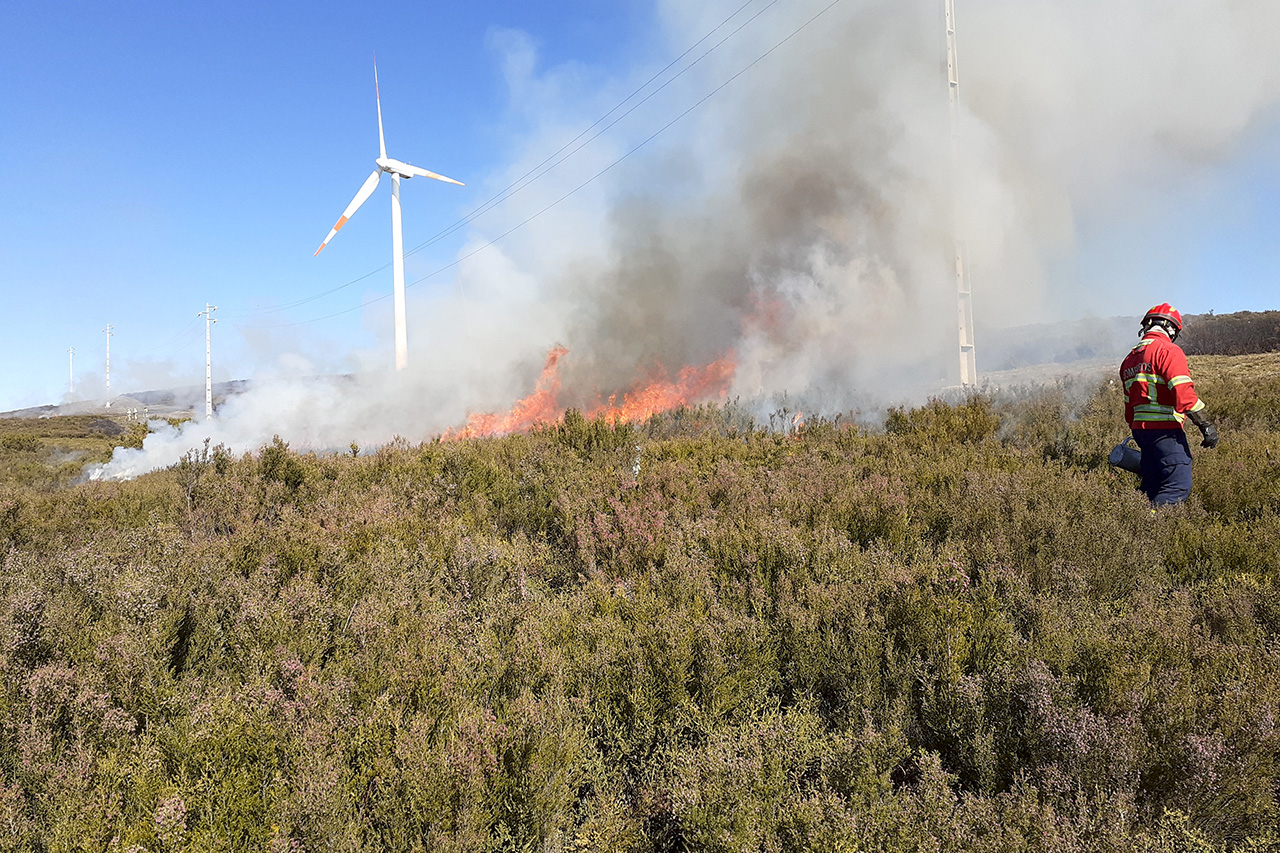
[88,0,1280,479]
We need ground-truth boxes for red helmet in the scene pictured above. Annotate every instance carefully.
[1142,303,1183,331]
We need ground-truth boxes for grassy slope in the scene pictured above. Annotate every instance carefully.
[0,415,147,490]
[0,356,1276,851]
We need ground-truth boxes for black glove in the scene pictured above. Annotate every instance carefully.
[1188,410,1219,449]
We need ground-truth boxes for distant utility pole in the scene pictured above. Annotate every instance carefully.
[68,346,75,400]
[945,0,978,386]
[103,324,113,403]
[198,303,217,419]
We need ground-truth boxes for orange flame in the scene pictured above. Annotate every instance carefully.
[445,345,568,440]
[585,355,736,423]
[446,346,736,439]
[791,410,805,438]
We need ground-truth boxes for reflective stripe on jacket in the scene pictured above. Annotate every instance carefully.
[1119,331,1205,430]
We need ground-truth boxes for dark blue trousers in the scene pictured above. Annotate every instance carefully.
[1132,429,1193,506]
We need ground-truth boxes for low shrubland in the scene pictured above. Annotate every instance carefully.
[0,355,1277,851]
[0,415,147,490]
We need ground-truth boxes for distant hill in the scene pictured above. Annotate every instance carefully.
[978,316,1138,373]
[1181,310,1280,356]
[0,379,250,420]
[977,310,1279,376]
[3,312,1273,420]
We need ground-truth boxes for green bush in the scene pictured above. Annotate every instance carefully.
[0,363,1274,849]
[0,435,41,453]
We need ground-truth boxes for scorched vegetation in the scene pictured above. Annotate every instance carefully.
[0,354,1278,851]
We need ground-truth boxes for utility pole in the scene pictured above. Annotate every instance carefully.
[68,346,75,400]
[946,0,978,386]
[198,303,217,419]
[103,324,113,404]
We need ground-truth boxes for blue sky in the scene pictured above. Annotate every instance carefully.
[2,0,1278,414]
[0,0,658,410]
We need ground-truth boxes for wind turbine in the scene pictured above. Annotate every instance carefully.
[315,62,464,371]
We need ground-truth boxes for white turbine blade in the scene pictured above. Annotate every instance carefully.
[374,61,387,161]
[314,169,382,256]
[402,163,464,186]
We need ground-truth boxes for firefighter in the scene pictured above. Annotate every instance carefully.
[1119,303,1218,505]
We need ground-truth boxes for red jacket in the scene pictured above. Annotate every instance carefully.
[1119,331,1204,430]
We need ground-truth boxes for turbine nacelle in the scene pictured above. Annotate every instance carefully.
[375,156,463,185]
[313,60,464,373]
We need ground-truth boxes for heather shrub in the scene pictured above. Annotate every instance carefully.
[639,401,760,440]
[1186,431,1280,522]
[551,407,639,454]
[1159,507,1280,583]
[886,395,1000,446]
[0,363,1275,849]
[1188,354,1280,432]
[0,435,40,454]
[663,703,829,849]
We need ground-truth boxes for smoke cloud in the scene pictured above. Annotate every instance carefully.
[89,0,1280,479]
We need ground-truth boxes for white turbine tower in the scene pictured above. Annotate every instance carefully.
[314,61,464,372]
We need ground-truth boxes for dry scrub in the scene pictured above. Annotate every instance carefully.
[0,355,1277,851]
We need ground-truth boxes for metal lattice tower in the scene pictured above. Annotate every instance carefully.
[198,304,217,419]
[946,0,978,386]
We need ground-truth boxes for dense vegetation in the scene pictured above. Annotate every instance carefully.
[0,354,1278,852]
[1183,311,1280,356]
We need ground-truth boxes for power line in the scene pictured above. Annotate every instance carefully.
[136,318,203,357]
[396,0,786,259]
[219,263,391,318]
[233,0,849,332]
[226,0,780,320]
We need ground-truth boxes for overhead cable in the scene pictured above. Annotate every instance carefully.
[228,0,776,320]
[234,0,848,330]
